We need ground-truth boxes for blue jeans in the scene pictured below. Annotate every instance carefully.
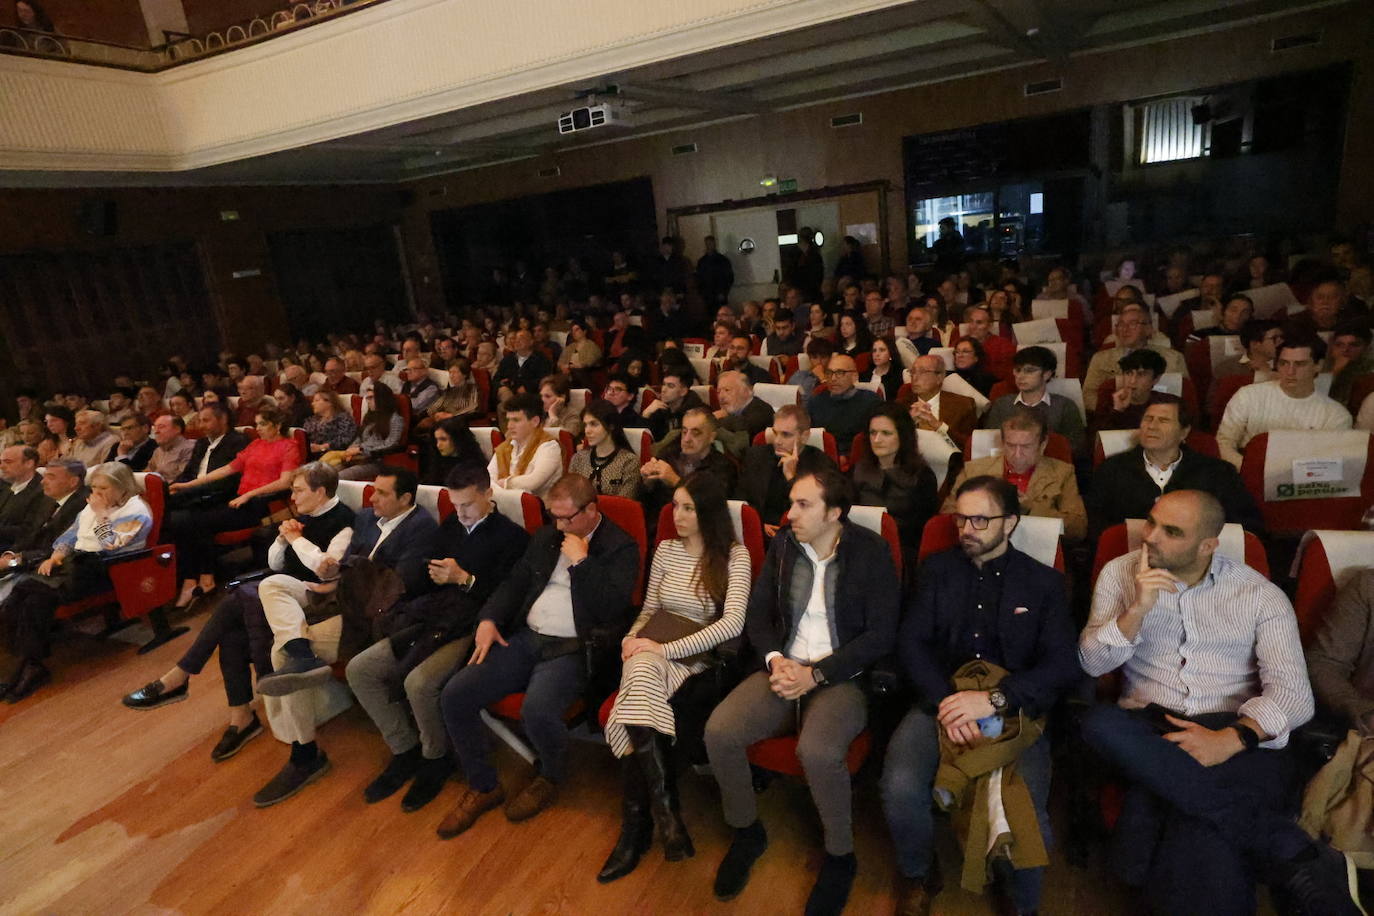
[880,707,1051,913]
[438,627,585,793]
[1081,704,1306,916]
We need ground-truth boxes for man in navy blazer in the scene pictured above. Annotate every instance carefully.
[346,463,530,813]
[881,475,1079,916]
[437,473,640,837]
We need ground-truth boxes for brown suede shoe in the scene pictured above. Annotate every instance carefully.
[895,861,942,916]
[504,775,558,822]
[435,785,505,839]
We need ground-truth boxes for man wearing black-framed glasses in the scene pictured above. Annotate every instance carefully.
[436,473,640,838]
[882,475,1078,916]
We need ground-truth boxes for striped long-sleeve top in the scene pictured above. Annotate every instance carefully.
[628,540,750,661]
[1080,548,1313,747]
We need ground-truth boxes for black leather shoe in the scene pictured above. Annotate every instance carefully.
[253,752,331,807]
[254,655,331,697]
[363,747,422,804]
[210,715,263,762]
[5,663,50,703]
[122,680,188,710]
[401,755,455,813]
[804,852,857,916]
[713,821,768,901]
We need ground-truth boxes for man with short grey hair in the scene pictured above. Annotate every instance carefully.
[68,410,118,468]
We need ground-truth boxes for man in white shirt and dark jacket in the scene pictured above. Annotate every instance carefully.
[1080,489,1360,915]
[705,467,898,916]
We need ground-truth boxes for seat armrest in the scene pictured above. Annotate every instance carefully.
[225,568,275,589]
[867,656,903,697]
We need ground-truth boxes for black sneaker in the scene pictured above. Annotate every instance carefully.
[713,821,768,901]
[122,680,188,710]
[401,756,455,813]
[804,852,857,916]
[254,655,331,697]
[253,752,331,808]
[210,715,263,762]
[363,747,422,804]
[1279,843,1365,916]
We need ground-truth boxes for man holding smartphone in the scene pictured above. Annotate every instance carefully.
[1080,489,1359,914]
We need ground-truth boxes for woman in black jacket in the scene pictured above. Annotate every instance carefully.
[849,402,937,576]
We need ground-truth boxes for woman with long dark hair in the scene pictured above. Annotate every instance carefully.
[568,399,640,498]
[850,402,937,569]
[598,472,750,882]
[422,416,486,486]
[337,384,405,480]
[863,337,904,400]
[836,311,873,357]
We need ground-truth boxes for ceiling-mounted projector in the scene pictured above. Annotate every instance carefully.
[558,103,628,134]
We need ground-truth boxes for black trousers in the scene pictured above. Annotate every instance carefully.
[176,582,275,706]
[0,552,111,660]
[167,497,269,579]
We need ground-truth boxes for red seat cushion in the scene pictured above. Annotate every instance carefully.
[746,731,871,778]
[488,692,586,723]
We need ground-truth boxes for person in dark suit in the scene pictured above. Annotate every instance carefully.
[436,473,640,837]
[1086,393,1262,541]
[0,445,48,549]
[494,330,554,407]
[170,403,250,510]
[604,311,649,363]
[881,475,1079,916]
[346,463,530,813]
[0,458,88,576]
[736,404,836,533]
[713,370,774,458]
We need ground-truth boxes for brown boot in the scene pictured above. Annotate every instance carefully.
[504,775,558,822]
[895,860,942,916]
[436,785,505,839]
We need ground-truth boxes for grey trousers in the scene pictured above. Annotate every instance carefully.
[704,669,867,855]
[345,635,472,760]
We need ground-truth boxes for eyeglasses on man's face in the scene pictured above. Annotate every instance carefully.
[953,513,1011,530]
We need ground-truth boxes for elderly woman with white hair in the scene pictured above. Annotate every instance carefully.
[0,462,153,703]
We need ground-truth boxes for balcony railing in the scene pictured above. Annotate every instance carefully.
[0,0,390,72]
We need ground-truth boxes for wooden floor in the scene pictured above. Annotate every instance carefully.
[2,604,1165,916]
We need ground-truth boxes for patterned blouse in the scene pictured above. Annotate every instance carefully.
[568,447,640,498]
[304,412,358,451]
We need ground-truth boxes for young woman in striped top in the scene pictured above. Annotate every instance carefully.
[598,472,751,883]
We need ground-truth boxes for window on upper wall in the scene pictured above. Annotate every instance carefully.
[1134,96,1211,164]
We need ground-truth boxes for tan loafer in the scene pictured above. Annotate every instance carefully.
[436,785,505,839]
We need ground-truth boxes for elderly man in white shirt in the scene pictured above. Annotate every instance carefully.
[487,392,563,498]
[1079,489,1359,916]
[1215,335,1353,468]
[359,353,403,399]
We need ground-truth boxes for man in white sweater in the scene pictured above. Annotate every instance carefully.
[1216,335,1352,468]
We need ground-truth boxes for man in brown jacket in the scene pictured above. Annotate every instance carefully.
[1307,569,1374,731]
[900,355,977,450]
[941,408,1086,542]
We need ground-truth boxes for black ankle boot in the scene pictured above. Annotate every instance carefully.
[596,755,654,883]
[629,725,694,862]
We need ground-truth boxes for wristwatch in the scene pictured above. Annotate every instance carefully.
[1229,723,1260,751]
[812,666,828,686]
[988,688,1009,712]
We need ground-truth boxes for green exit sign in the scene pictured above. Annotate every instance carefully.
[779,178,798,193]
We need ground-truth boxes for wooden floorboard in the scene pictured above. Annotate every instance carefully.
[0,603,1197,915]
